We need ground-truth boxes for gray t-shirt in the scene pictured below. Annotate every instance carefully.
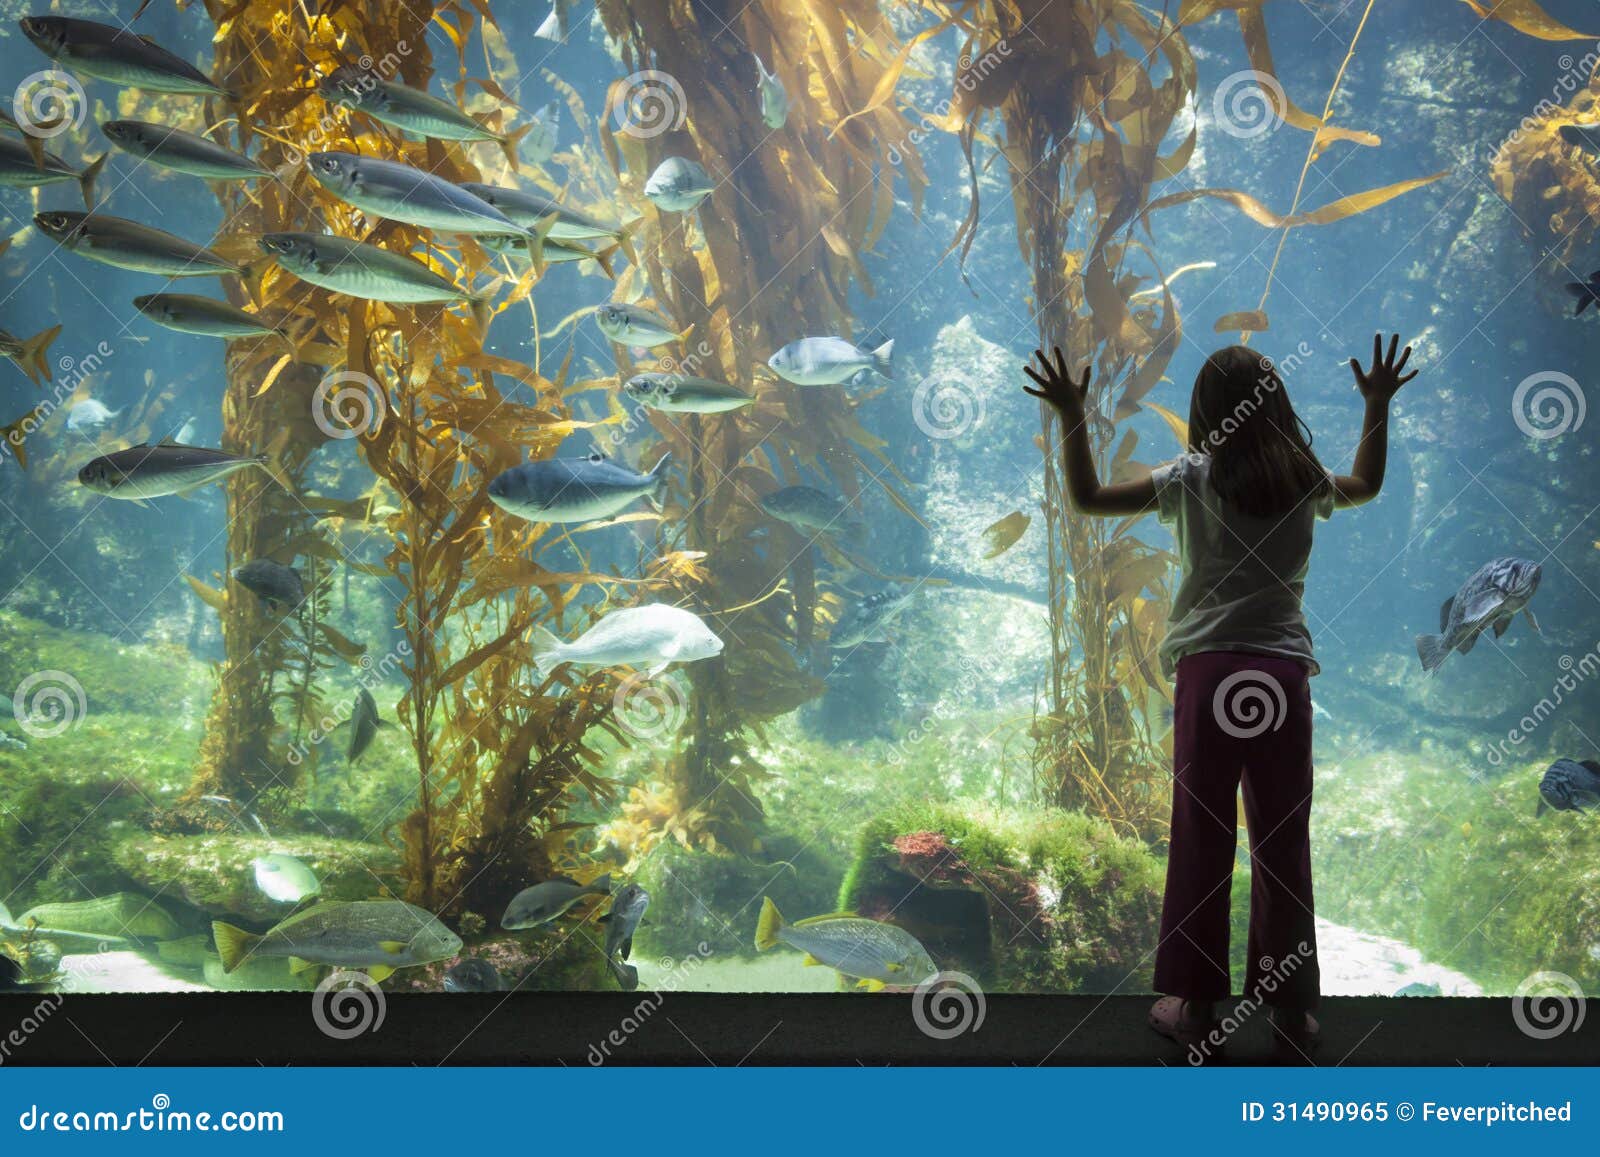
[1151,452,1334,678]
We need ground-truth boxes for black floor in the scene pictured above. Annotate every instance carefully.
[2,994,1594,1065]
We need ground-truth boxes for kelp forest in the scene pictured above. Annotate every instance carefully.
[1,0,1597,1001]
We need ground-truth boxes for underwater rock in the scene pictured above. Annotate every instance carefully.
[0,935,63,988]
[19,893,182,941]
[111,834,400,923]
[840,803,1163,993]
[389,931,612,993]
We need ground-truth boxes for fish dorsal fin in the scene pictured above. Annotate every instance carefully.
[793,910,860,927]
[549,874,580,886]
[1439,595,1455,633]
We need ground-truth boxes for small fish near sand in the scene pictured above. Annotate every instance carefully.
[502,874,612,930]
[77,442,270,501]
[754,897,937,990]
[487,451,670,524]
[1537,758,1600,816]
[768,336,894,386]
[443,958,503,992]
[232,558,305,612]
[212,899,462,981]
[642,156,714,213]
[252,853,321,904]
[530,603,723,678]
[624,372,754,415]
[1416,557,1542,673]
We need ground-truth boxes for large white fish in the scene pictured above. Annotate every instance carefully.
[531,603,723,677]
[643,157,714,213]
[769,336,894,386]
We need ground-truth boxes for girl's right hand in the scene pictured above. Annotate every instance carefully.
[1023,346,1091,416]
[1349,333,1417,403]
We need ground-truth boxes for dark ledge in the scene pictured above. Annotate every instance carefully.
[0,994,1593,1066]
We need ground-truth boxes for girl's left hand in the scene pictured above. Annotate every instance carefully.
[1023,347,1091,415]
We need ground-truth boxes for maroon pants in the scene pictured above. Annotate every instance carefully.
[1153,651,1319,1010]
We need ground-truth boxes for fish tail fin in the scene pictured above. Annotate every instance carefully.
[1,410,32,469]
[617,217,643,267]
[755,896,784,951]
[253,452,295,497]
[1415,633,1450,673]
[535,3,565,40]
[1537,799,1550,817]
[592,243,619,279]
[530,626,564,678]
[589,873,613,895]
[872,339,894,379]
[211,920,260,974]
[19,323,62,386]
[77,152,107,210]
[497,122,532,171]
[237,259,266,309]
[468,295,493,343]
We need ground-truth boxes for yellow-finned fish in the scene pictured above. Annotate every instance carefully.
[754,897,936,990]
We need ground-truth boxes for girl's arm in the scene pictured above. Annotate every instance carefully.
[1023,347,1158,517]
[1332,333,1416,509]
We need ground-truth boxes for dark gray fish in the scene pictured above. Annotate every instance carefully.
[258,232,479,306]
[35,211,242,279]
[1537,758,1600,816]
[602,883,649,965]
[101,119,270,181]
[19,15,229,97]
[347,687,384,765]
[832,589,916,649]
[607,958,640,991]
[306,152,525,237]
[487,452,670,523]
[443,958,503,993]
[77,442,268,501]
[1565,270,1600,316]
[502,874,612,930]
[0,137,102,206]
[133,293,286,341]
[232,558,304,612]
[759,485,862,538]
[1416,557,1541,673]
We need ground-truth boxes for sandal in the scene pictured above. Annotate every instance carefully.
[1148,995,1220,1053]
[1270,1009,1322,1064]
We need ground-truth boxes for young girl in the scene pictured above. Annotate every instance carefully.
[1023,335,1415,1059]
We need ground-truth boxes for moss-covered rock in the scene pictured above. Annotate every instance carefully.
[390,931,614,993]
[111,833,401,923]
[840,802,1163,993]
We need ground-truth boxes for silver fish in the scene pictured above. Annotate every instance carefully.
[458,182,627,242]
[624,371,753,414]
[19,16,229,97]
[754,53,788,129]
[594,302,683,348]
[524,101,560,164]
[769,336,893,385]
[832,589,916,648]
[35,210,241,278]
[212,900,461,978]
[258,233,479,305]
[252,853,321,904]
[1416,556,1541,673]
[306,151,526,237]
[0,137,102,206]
[101,119,270,181]
[347,687,385,764]
[535,0,580,41]
[754,897,936,989]
[487,451,669,523]
[65,398,120,434]
[530,603,723,678]
[134,293,285,340]
[479,232,616,275]
[602,883,649,964]
[77,442,268,500]
[319,66,525,162]
[643,156,714,212]
[502,874,611,930]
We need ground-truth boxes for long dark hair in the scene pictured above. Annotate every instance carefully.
[1186,345,1329,519]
